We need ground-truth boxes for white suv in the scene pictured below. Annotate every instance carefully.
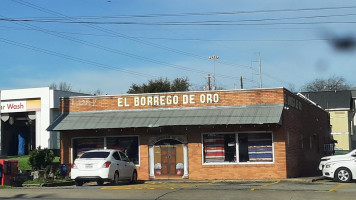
[319,149,356,182]
[71,149,137,186]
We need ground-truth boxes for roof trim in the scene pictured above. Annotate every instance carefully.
[47,104,284,131]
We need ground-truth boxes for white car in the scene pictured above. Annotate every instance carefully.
[319,149,356,182]
[71,149,137,186]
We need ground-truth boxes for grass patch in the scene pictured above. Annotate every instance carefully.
[0,185,12,189]
[7,156,60,171]
[23,178,71,185]
[8,155,31,170]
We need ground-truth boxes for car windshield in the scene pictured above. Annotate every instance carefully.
[80,152,110,158]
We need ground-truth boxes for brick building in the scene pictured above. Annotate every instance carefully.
[48,88,332,180]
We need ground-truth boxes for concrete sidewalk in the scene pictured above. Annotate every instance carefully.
[20,176,327,188]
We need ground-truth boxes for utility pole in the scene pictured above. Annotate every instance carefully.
[252,53,263,88]
[206,74,212,90]
[209,55,219,90]
[240,76,244,89]
[258,53,262,88]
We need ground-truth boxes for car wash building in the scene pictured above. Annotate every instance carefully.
[48,88,333,180]
[0,87,86,156]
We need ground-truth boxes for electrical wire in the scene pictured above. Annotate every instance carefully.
[9,0,256,82]
[0,37,157,78]
[7,4,356,19]
[2,14,356,26]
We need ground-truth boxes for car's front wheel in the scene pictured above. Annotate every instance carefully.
[334,167,352,182]
[130,171,137,184]
[75,180,83,186]
[97,180,104,186]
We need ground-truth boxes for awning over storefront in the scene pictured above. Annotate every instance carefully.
[47,104,284,131]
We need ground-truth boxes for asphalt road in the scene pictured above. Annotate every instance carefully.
[1,179,356,200]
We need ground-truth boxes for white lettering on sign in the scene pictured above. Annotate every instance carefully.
[118,93,219,108]
[199,93,219,104]
[0,101,27,113]
[118,97,130,107]
[73,98,98,106]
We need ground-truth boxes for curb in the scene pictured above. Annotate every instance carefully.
[20,177,326,187]
[146,176,325,184]
[22,181,75,188]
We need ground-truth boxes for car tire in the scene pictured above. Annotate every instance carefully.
[334,167,352,182]
[130,171,137,184]
[97,180,104,186]
[75,180,83,186]
[113,171,120,185]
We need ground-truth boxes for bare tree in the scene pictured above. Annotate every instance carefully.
[50,81,72,91]
[302,76,352,92]
[93,89,103,95]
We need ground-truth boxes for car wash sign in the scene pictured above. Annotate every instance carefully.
[0,101,27,113]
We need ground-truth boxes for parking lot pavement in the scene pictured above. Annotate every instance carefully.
[98,177,356,193]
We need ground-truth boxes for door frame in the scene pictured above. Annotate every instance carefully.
[148,137,188,179]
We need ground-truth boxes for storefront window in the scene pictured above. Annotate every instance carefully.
[107,137,139,164]
[73,138,104,159]
[72,136,139,164]
[203,132,273,164]
[203,134,236,163]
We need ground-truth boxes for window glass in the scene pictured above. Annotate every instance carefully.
[203,133,273,164]
[119,151,129,162]
[80,152,109,158]
[241,133,273,162]
[107,137,139,164]
[203,134,236,163]
[112,152,121,160]
[73,138,104,159]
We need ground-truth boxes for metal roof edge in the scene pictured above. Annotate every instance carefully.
[63,104,285,114]
[60,88,285,99]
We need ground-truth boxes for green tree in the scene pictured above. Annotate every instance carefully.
[127,77,191,94]
[28,147,55,170]
[171,77,191,92]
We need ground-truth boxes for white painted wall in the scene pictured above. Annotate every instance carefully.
[1,87,87,149]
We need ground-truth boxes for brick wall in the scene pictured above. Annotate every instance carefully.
[283,91,331,177]
[60,128,151,181]
[187,125,287,180]
[60,89,285,112]
[58,88,331,180]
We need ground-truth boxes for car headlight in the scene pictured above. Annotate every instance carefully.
[325,163,334,168]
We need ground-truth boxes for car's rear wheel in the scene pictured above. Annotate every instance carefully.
[75,180,83,186]
[130,171,137,184]
[334,167,352,182]
[113,171,120,185]
[97,180,104,186]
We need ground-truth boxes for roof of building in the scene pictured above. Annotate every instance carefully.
[301,90,353,110]
[47,104,284,131]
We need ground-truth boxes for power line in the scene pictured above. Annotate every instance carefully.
[0,13,249,82]
[0,37,156,78]
[0,25,336,42]
[9,0,256,82]
[7,4,356,19]
[2,15,356,26]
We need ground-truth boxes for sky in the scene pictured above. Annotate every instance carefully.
[1,0,356,95]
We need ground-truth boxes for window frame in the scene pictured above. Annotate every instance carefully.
[201,131,275,165]
[71,135,140,166]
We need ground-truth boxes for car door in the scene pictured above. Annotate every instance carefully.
[119,151,132,179]
[112,151,127,180]
[350,152,356,178]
